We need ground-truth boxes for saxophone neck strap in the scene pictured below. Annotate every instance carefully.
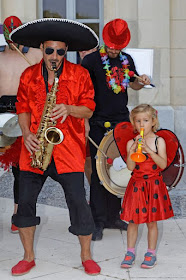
[42,61,63,93]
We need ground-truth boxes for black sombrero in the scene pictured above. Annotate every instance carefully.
[10,18,99,51]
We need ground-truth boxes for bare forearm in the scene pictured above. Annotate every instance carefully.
[126,153,136,171]
[148,151,167,169]
[68,105,93,119]
[18,112,31,135]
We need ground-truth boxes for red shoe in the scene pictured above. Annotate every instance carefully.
[11,224,19,233]
[12,260,36,276]
[82,260,101,275]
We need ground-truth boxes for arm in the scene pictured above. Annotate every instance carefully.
[51,104,93,123]
[51,66,95,123]
[126,138,138,171]
[129,74,151,90]
[18,112,40,154]
[141,137,167,169]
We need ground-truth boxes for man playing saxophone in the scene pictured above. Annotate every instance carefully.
[10,18,101,276]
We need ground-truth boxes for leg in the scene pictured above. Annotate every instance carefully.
[127,222,139,248]
[12,165,20,210]
[121,222,138,268]
[11,166,20,233]
[78,235,92,261]
[146,221,158,250]
[52,170,100,274]
[12,171,46,276]
[89,124,107,228]
[19,226,36,261]
[141,222,158,269]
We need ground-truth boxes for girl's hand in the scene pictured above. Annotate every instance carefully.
[140,139,152,154]
[129,135,141,154]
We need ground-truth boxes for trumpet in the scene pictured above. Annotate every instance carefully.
[130,128,146,163]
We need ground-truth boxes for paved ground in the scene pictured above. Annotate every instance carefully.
[0,167,186,218]
[0,198,186,280]
[0,168,186,279]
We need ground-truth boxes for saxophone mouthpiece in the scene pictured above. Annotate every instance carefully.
[51,62,57,71]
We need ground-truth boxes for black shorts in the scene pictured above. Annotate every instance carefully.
[12,159,95,236]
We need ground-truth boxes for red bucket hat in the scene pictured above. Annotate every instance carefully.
[3,16,22,44]
[102,18,131,50]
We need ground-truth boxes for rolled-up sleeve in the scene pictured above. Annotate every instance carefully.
[16,72,31,114]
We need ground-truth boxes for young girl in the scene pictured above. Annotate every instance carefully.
[120,104,174,269]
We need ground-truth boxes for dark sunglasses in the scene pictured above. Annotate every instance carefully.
[45,47,66,56]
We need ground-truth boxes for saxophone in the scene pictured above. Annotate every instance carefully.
[31,62,64,171]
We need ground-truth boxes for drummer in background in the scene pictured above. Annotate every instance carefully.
[0,16,42,233]
[81,18,151,241]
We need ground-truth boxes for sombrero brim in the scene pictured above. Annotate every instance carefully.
[10,18,99,51]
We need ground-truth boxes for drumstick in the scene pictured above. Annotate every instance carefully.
[88,136,113,164]
[128,71,155,87]
[10,43,33,66]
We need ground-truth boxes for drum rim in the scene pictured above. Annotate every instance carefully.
[96,130,127,197]
[165,144,185,191]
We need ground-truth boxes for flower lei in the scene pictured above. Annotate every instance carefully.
[100,45,130,94]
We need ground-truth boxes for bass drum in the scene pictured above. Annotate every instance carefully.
[96,125,185,197]
[162,144,185,191]
[96,130,131,197]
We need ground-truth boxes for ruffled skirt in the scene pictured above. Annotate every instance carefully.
[120,175,174,224]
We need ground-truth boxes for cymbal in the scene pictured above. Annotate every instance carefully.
[0,127,17,147]
[0,113,16,127]
[2,115,22,137]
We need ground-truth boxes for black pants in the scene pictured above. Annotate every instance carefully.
[89,119,129,227]
[12,159,95,236]
[12,166,20,204]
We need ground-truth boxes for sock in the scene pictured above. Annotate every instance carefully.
[127,247,135,255]
[147,249,156,255]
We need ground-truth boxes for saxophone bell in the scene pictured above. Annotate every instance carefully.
[45,127,64,145]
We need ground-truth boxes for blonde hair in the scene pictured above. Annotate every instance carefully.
[130,104,159,132]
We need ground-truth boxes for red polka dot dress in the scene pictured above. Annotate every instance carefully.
[120,141,174,224]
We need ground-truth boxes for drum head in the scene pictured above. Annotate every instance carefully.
[96,130,131,197]
[0,113,16,127]
[162,144,185,191]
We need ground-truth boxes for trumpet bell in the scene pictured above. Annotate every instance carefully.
[130,152,146,163]
[45,127,64,145]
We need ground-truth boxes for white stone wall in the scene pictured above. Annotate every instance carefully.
[104,0,186,155]
[0,0,37,22]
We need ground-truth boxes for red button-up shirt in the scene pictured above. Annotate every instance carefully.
[16,58,95,174]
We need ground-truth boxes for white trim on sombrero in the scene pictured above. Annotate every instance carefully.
[10,18,99,46]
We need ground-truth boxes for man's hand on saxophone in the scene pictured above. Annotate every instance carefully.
[18,113,40,155]
[51,104,93,123]
[51,103,70,124]
[23,131,40,155]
